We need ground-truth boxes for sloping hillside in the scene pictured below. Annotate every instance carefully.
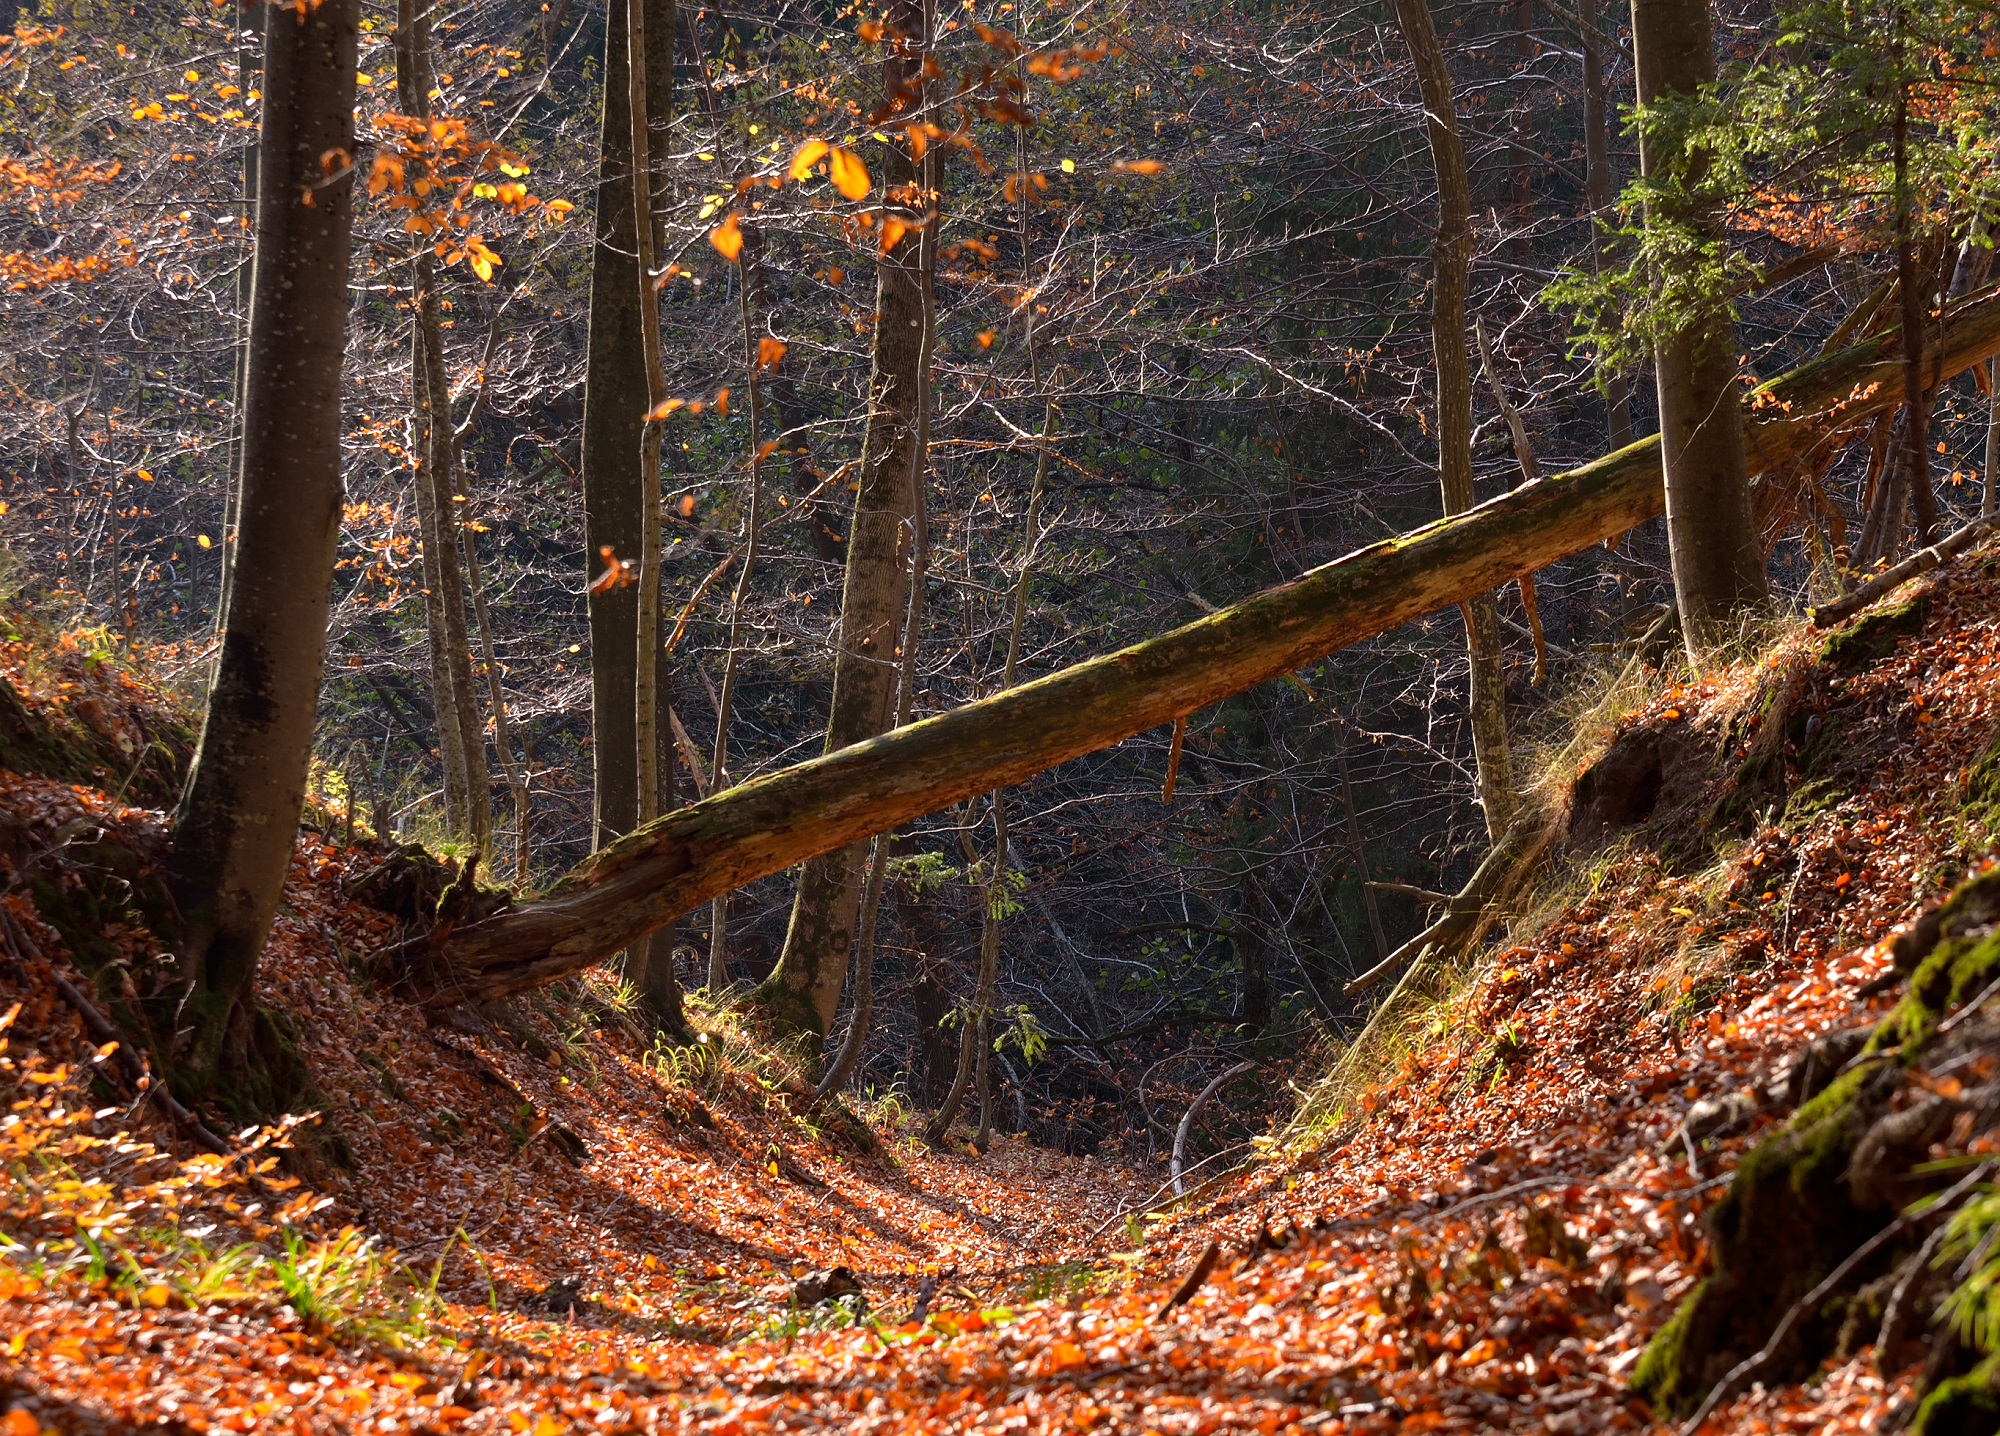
[8,548,2000,1434]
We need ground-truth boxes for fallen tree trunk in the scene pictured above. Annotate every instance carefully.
[386,287,2000,1007]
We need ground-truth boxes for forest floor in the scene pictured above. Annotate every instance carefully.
[6,548,2000,1435]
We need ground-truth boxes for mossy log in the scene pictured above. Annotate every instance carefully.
[387,289,2000,1006]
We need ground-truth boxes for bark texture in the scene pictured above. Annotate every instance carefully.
[167,0,360,1097]
[1392,0,1515,838]
[382,287,2000,1009]
[395,0,490,850]
[755,0,929,1038]
[579,0,673,852]
[1632,0,1770,651]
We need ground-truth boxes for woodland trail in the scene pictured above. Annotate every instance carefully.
[7,552,2000,1434]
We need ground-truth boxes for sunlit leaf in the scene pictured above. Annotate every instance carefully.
[828,146,871,200]
[788,140,830,182]
[709,213,744,261]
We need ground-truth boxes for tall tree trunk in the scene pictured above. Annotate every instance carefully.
[579,0,671,855]
[624,0,682,1029]
[1579,0,1633,450]
[416,276,492,849]
[755,0,929,1038]
[816,128,940,1099]
[1893,61,1935,550]
[1631,0,1769,651]
[579,0,680,1024]
[166,0,359,1099]
[1391,0,1516,840]
[397,0,491,852]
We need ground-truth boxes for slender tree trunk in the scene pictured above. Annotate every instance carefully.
[689,5,767,994]
[1985,359,1998,519]
[447,316,531,881]
[415,276,492,849]
[622,0,683,1029]
[579,0,670,855]
[396,0,490,852]
[931,114,1046,1145]
[1391,0,1515,840]
[1580,0,1633,450]
[816,126,940,1098]
[166,0,359,1099]
[577,0,679,1022]
[1893,67,1934,550]
[756,0,928,1038]
[1631,0,1769,651]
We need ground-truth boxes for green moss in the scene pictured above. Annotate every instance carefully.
[1821,594,1928,676]
[1911,1350,2000,1436]
[1632,1278,1706,1407]
[1783,776,1851,829]
[1963,730,2000,831]
[1875,929,2000,1055]
[1633,1062,1884,1417]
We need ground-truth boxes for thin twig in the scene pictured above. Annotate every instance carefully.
[1154,1240,1219,1321]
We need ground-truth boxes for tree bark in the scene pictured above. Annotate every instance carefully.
[394,0,488,850]
[579,0,672,855]
[620,0,683,1030]
[1631,0,1770,652]
[414,271,492,850]
[1392,0,1516,840]
[383,289,2000,1007]
[166,0,359,1096]
[1579,0,1634,450]
[755,0,929,1038]
[1892,72,1934,550]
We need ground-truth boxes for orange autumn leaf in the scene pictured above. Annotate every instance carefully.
[788,139,830,182]
[645,397,685,420]
[678,493,696,518]
[976,330,997,349]
[756,336,788,371]
[880,215,910,252]
[1113,157,1167,175]
[828,145,871,201]
[709,212,744,262]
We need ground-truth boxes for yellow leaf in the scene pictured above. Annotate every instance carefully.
[828,145,871,200]
[709,212,744,262]
[768,1161,780,1178]
[1060,158,1075,173]
[140,1282,171,1308]
[789,139,830,182]
[197,534,212,549]
[545,198,575,215]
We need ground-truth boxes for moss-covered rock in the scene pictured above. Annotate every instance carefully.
[1632,1059,1895,1416]
[1822,593,1928,676]
[1871,874,2000,1055]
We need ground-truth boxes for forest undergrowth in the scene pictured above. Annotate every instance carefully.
[9,548,2000,1433]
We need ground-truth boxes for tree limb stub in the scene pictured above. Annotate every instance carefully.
[389,288,2000,1007]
